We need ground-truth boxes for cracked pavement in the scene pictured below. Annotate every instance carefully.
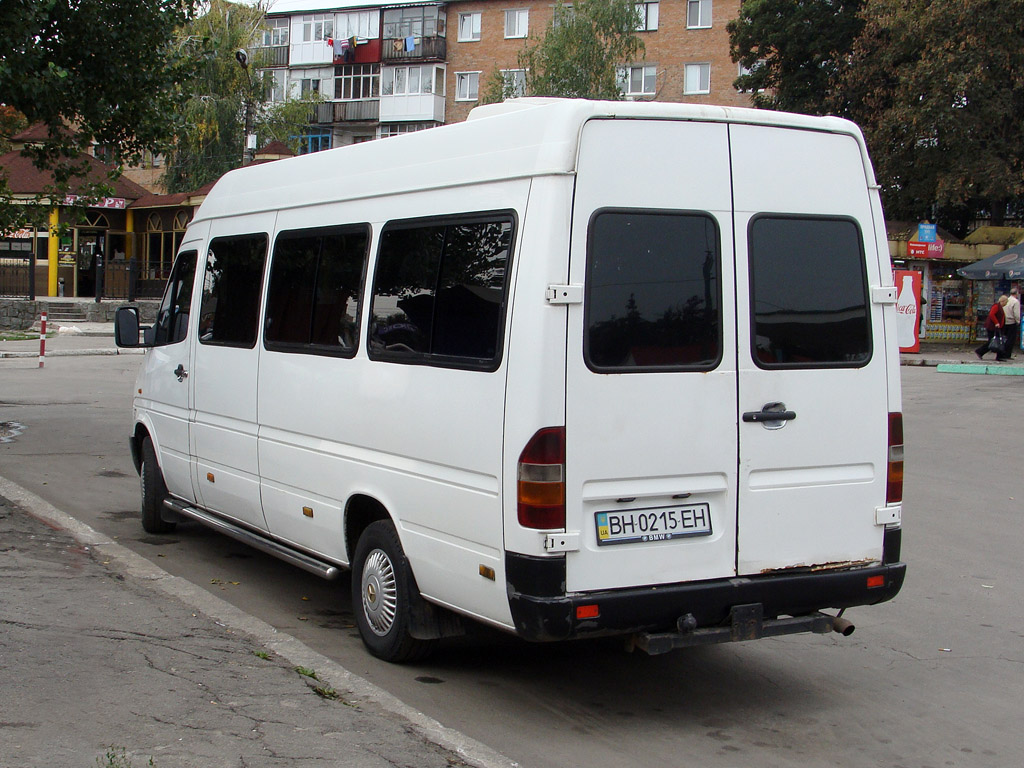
[0,495,473,768]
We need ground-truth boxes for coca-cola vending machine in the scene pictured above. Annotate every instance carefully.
[894,270,922,353]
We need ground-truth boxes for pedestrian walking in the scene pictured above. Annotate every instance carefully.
[975,295,1010,361]
[1003,286,1020,358]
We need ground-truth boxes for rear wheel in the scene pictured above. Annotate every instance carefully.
[140,436,175,534]
[351,520,436,663]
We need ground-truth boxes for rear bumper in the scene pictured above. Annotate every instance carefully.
[506,552,906,643]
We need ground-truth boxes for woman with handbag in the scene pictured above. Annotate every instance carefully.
[976,295,1010,361]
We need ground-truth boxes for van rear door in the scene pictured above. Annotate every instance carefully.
[565,118,889,594]
[564,119,739,592]
[730,124,889,575]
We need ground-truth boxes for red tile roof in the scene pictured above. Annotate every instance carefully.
[0,149,151,200]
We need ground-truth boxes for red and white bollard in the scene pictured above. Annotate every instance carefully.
[38,311,46,368]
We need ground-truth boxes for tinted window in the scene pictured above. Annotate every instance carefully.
[153,250,196,346]
[198,234,268,348]
[586,210,721,370]
[749,217,870,367]
[265,226,368,354]
[369,214,514,369]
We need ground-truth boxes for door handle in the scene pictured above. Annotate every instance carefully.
[742,403,796,424]
[173,364,188,382]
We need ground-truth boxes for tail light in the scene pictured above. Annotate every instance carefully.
[518,427,566,529]
[887,412,904,504]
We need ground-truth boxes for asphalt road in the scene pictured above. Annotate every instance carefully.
[0,354,1020,768]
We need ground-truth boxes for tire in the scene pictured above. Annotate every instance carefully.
[140,436,176,534]
[351,520,436,663]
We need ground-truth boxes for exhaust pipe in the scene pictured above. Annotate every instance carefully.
[832,616,855,636]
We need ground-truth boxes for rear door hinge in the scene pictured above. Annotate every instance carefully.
[544,532,580,552]
[871,286,898,305]
[546,284,583,305]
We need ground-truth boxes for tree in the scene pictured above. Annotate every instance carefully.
[728,0,864,114]
[835,0,1024,233]
[0,0,194,232]
[485,0,644,102]
[164,0,323,193]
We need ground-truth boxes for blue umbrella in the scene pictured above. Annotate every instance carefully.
[957,242,1024,279]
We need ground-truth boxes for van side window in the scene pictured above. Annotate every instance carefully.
[585,210,721,371]
[369,213,515,369]
[153,250,197,346]
[749,216,870,367]
[198,234,268,348]
[264,226,369,355]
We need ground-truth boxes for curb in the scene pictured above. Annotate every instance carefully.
[936,363,1024,376]
[0,474,519,768]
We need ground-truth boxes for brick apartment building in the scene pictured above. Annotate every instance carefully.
[258,0,751,149]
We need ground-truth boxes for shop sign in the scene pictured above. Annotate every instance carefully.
[917,223,937,242]
[907,238,945,259]
[894,269,922,353]
[63,195,126,209]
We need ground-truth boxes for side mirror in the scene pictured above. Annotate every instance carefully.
[114,306,142,348]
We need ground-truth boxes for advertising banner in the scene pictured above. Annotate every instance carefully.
[895,270,922,353]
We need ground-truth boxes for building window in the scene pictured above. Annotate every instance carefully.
[458,12,482,41]
[299,127,332,154]
[336,64,380,100]
[501,69,527,97]
[382,64,442,95]
[378,122,438,138]
[504,9,529,38]
[264,225,370,354]
[456,72,480,101]
[336,9,380,40]
[383,6,446,39]
[635,2,659,31]
[618,64,657,96]
[300,14,334,43]
[369,213,516,369]
[266,69,287,102]
[290,67,335,100]
[737,60,766,92]
[684,63,711,95]
[260,17,289,47]
[687,0,712,29]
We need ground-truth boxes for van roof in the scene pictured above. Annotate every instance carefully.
[194,98,869,223]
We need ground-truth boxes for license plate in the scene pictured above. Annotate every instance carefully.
[595,504,712,546]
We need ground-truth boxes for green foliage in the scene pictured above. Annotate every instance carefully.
[835,0,1024,230]
[485,0,644,102]
[164,0,324,193]
[0,0,193,232]
[728,0,864,114]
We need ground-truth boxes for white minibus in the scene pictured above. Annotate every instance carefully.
[116,99,906,662]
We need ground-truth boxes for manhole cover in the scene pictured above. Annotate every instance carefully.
[0,422,25,443]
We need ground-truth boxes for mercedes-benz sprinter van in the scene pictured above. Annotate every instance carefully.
[116,99,906,662]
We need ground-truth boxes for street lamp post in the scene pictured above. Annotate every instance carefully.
[236,48,254,166]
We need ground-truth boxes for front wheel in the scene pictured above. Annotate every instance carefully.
[351,520,436,663]
[140,436,175,534]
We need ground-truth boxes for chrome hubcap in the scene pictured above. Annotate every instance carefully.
[361,548,397,636]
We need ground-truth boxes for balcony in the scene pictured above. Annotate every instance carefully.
[379,93,445,124]
[254,45,289,67]
[381,36,446,63]
[311,101,381,125]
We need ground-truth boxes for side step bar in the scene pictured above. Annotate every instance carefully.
[163,498,342,581]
